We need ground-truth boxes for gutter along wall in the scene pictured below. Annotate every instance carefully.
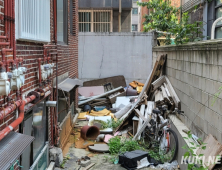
[153,40,222,144]
[79,32,156,85]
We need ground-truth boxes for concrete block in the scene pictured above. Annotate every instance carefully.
[177,60,183,70]
[177,51,184,61]
[212,50,218,66]
[196,63,203,76]
[206,51,214,65]
[199,50,206,64]
[175,70,181,80]
[183,51,190,61]
[207,123,222,143]
[204,108,221,131]
[192,116,207,139]
[201,91,209,107]
[183,83,190,95]
[184,61,191,74]
[205,79,214,94]
[218,66,222,82]
[192,75,200,89]
[203,64,210,79]
[200,77,206,91]
[190,63,196,75]
[218,50,222,66]
[209,65,218,81]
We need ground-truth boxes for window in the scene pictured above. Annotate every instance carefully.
[133,0,138,2]
[215,0,222,38]
[132,24,138,31]
[79,10,112,32]
[57,0,68,44]
[15,0,50,42]
[132,8,138,14]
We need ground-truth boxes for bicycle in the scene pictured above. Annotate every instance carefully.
[140,106,182,163]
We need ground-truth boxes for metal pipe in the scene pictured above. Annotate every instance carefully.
[43,45,57,48]
[4,0,8,38]
[12,0,16,60]
[211,17,222,40]
[38,58,42,87]
[53,0,57,43]
[0,42,10,46]
[0,86,51,141]
[0,36,7,39]
[6,59,16,72]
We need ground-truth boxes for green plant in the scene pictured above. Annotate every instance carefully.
[182,131,208,170]
[107,136,143,155]
[108,136,122,155]
[169,12,204,45]
[138,0,205,45]
[98,119,123,130]
[60,155,70,169]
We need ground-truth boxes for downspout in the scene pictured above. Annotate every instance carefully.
[211,17,222,39]
[38,58,42,87]
[53,0,57,43]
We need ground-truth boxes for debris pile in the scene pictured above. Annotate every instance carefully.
[75,54,182,169]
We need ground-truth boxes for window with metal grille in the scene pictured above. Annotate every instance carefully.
[132,8,138,14]
[79,10,113,32]
[15,0,50,42]
[132,24,138,31]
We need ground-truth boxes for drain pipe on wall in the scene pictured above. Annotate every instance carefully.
[211,17,222,39]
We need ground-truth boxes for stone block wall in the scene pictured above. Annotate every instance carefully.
[153,40,222,143]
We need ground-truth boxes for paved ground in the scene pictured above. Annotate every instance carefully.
[55,143,164,170]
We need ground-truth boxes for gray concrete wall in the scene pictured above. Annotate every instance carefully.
[79,32,156,85]
[153,40,222,144]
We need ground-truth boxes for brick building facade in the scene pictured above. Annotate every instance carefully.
[0,0,78,169]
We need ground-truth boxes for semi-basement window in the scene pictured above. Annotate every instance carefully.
[79,10,113,32]
[15,0,50,42]
[132,8,138,14]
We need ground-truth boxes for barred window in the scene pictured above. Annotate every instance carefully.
[79,10,113,32]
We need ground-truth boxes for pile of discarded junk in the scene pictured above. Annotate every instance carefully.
[76,55,182,169]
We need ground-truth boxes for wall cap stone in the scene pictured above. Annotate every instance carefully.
[153,39,222,51]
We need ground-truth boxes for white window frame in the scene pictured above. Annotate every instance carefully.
[79,9,113,32]
[15,0,50,42]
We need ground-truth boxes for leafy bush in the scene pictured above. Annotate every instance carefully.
[108,136,143,155]
[138,0,205,45]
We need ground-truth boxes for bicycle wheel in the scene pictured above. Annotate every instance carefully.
[159,128,178,163]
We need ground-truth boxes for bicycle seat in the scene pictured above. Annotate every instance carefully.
[152,109,161,114]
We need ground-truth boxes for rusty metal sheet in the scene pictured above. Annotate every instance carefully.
[83,75,126,91]
[0,131,34,170]
[56,78,83,92]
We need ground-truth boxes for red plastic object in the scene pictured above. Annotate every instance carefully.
[81,125,100,140]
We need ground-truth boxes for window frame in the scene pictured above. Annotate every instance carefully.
[57,0,68,45]
[132,24,138,31]
[15,0,50,42]
[214,0,222,38]
[79,9,113,32]
[132,8,138,15]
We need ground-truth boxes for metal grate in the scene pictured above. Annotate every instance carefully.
[79,10,113,32]
[15,0,50,42]
[0,132,34,170]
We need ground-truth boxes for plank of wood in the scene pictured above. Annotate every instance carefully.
[165,77,181,110]
[152,76,166,91]
[196,134,222,170]
[137,105,145,140]
[82,163,95,170]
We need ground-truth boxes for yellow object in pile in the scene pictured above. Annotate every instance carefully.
[78,109,115,119]
[129,81,144,93]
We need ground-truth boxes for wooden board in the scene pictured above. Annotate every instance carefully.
[196,134,222,170]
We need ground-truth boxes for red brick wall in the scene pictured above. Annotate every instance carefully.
[0,0,79,149]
